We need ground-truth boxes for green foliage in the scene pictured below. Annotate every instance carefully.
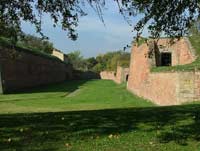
[67,51,98,71]
[188,19,200,56]
[67,50,130,72]
[93,51,130,72]
[0,20,22,43]
[124,1,200,38]
[0,0,105,40]
[67,51,86,70]
[1,0,199,40]
[85,57,98,70]
[17,34,54,54]
[92,63,105,73]
[137,37,148,46]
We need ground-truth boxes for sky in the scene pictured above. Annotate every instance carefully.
[21,1,148,58]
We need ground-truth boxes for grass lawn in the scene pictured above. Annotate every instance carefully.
[0,80,152,114]
[0,80,200,151]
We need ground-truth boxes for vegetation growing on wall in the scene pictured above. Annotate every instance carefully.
[17,34,54,54]
[0,37,65,64]
[137,37,148,46]
[0,34,54,54]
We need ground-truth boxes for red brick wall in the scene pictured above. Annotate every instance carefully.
[127,44,150,89]
[155,38,196,66]
[128,70,178,105]
[100,71,116,81]
[127,39,200,105]
[115,66,129,84]
[0,47,72,93]
[100,66,129,84]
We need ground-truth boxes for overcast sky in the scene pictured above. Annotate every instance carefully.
[21,1,148,58]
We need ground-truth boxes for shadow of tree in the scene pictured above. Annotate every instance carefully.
[6,80,89,94]
[0,104,200,150]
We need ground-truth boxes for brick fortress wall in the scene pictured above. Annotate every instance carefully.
[100,66,129,84]
[0,46,73,93]
[127,38,199,105]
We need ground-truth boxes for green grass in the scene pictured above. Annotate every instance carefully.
[1,80,200,151]
[0,80,152,114]
[151,59,200,72]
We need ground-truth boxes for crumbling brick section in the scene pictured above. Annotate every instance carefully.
[100,66,129,84]
[127,38,199,105]
[115,66,129,84]
[0,47,73,93]
[100,71,116,81]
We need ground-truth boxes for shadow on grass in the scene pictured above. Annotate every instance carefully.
[7,80,89,94]
[1,104,200,150]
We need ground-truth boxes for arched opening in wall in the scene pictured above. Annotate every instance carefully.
[161,52,172,66]
[126,74,129,82]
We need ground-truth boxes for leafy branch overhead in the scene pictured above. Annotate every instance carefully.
[0,0,200,40]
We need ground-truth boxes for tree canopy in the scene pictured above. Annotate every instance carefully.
[67,50,130,73]
[0,0,199,40]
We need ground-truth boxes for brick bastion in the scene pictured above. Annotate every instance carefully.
[127,38,199,105]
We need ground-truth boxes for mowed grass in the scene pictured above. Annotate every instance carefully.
[1,80,200,151]
[0,80,152,114]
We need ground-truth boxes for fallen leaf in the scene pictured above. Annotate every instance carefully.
[7,138,11,143]
[108,134,113,139]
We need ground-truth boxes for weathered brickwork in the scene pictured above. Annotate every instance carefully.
[115,66,129,84]
[52,49,69,63]
[148,38,196,66]
[0,47,72,93]
[100,66,129,84]
[100,71,116,81]
[127,38,199,105]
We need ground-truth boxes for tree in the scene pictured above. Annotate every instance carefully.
[85,57,98,70]
[119,0,200,38]
[188,19,200,56]
[67,51,86,70]
[0,0,104,41]
[1,0,199,41]
[93,51,130,72]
